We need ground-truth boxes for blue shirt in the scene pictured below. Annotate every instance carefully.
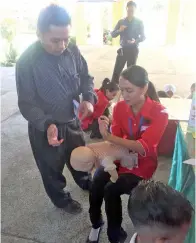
[111,17,145,47]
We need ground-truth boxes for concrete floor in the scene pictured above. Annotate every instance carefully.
[1,45,194,243]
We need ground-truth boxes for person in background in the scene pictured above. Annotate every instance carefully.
[157,90,169,98]
[81,78,119,139]
[86,66,168,243]
[128,180,193,243]
[111,1,145,84]
[187,83,196,99]
[16,4,96,214]
[164,84,181,98]
[164,84,176,98]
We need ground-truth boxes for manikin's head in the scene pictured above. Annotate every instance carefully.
[37,4,71,56]
[128,180,193,243]
[70,146,96,172]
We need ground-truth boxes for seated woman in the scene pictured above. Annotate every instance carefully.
[86,66,168,243]
[81,78,119,139]
[71,82,160,175]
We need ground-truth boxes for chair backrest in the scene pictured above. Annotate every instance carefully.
[158,120,178,157]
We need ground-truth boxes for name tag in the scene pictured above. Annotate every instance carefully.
[120,152,138,169]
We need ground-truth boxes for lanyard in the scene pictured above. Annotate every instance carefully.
[128,116,144,140]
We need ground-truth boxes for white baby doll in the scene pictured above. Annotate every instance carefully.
[70,141,136,183]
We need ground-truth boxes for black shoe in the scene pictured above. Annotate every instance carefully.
[109,227,128,243]
[54,193,82,215]
[57,199,82,215]
[119,227,127,243]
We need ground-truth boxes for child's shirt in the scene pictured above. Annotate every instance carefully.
[81,89,109,130]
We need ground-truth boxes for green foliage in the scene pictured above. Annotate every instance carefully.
[1,44,18,67]
[69,36,76,45]
[0,18,16,43]
[0,18,18,66]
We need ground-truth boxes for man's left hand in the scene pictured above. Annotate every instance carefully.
[79,101,94,121]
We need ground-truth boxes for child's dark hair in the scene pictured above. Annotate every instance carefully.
[128,180,193,231]
[121,65,160,102]
[100,78,119,93]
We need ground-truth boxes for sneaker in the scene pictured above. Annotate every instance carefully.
[86,222,104,243]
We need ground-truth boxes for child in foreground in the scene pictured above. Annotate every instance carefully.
[81,78,119,139]
[128,180,193,243]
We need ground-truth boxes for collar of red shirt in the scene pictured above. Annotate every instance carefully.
[124,97,154,120]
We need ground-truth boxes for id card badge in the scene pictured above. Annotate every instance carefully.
[73,99,80,117]
[120,152,138,169]
[131,153,138,168]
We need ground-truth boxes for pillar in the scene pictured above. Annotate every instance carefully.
[90,4,103,45]
[166,0,181,45]
[74,3,87,45]
[112,0,125,46]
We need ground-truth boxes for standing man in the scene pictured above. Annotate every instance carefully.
[111,1,145,84]
[16,4,96,214]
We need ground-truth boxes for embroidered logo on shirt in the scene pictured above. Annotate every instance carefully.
[161,109,168,114]
[140,125,149,132]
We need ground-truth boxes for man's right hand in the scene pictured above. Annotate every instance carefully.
[118,25,127,32]
[47,124,64,146]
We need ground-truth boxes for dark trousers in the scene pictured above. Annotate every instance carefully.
[89,167,142,243]
[112,46,139,84]
[28,119,90,207]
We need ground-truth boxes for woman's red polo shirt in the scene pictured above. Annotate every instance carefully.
[111,97,168,179]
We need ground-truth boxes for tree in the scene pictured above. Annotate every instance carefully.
[0,18,18,66]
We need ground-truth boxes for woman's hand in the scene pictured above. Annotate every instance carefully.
[98,116,110,139]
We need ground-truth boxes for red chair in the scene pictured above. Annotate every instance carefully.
[158,120,178,157]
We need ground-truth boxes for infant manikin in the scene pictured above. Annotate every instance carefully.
[70,141,136,183]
